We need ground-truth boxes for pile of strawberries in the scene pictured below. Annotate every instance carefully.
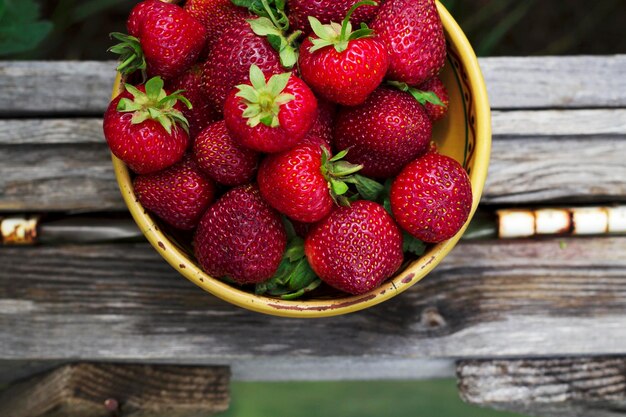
[103,0,473,298]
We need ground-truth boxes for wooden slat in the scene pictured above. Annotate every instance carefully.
[0,57,625,115]
[2,109,625,210]
[0,363,230,417]
[458,358,626,417]
[2,237,626,365]
[0,62,116,116]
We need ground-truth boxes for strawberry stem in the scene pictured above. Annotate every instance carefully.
[340,0,377,40]
[387,81,446,107]
[117,76,191,135]
[308,0,376,53]
[235,65,295,128]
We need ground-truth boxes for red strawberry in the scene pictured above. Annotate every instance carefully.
[333,86,432,178]
[194,185,287,284]
[257,139,333,223]
[201,20,283,112]
[103,77,191,174]
[371,0,446,86]
[391,152,473,243]
[184,0,253,51]
[167,65,220,139]
[193,120,259,186]
[288,0,383,34]
[112,0,207,79]
[298,2,389,105]
[305,97,336,146]
[224,65,317,153]
[133,155,216,230]
[305,200,403,295]
[419,76,449,122]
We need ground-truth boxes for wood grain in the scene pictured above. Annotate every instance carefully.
[1,57,625,114]
[1,237,626,366]
[0,363,230,417]
[1,109,625,210]
[458,358,626,417]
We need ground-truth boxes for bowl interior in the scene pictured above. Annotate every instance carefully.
[110,1,491,318]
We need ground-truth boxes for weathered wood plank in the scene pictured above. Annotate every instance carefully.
[482,55,626,110]
[2,237,626,364]
[2,109,625,210]
[0,363,230,417]
[0,61,116,116]
[0,56,625,115]
[458,358,626,417]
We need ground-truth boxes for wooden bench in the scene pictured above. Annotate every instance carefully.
[1,55,626,416]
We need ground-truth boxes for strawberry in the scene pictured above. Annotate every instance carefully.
[419,76,449,122]
[391,152,473,243]
[111,0,207,79]
[371,0,446,86]
[333,86,432,178]
[258,139,376,223]
[305,200,403,295]
[288,0,383,35]
[184,0,253,51]
[224,65,317,153]
[133,155,216,230]
[103,76,191,174]
[193,120,260,186]
[201,20,283,112]
[194,185,287,284]
[298,1,389,106]
[167,65,220,139]
[305,97,336,146]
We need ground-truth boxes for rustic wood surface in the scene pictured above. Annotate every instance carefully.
[2,236,626,361]
[2,108,626,210]
[2,56,625,114]
[0,363,229,417]
[2,56,626,414]
[458,358,626,417]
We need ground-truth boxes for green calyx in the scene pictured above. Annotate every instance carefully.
[117,76,192,135]
[387,80,446,107]
[319,147,384,206]
[235,64,295,128]
[255,222,321,300]
[109,32,147,80]
[308,0,377,53]
[233,0,300,68]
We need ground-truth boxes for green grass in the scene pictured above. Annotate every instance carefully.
[218,379,526,417]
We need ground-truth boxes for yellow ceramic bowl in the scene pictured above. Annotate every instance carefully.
[110,1,491,318]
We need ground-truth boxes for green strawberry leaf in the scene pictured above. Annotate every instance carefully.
[387,81,445,106]
[403,232,427,256]
[0,0,52,57]
[350,174,384,201]
[256,236,321,300]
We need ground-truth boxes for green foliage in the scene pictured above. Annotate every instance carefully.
[0,0,52,56]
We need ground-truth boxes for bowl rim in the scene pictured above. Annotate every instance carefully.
[110,0,492,318]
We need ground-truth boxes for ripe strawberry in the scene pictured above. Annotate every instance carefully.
[305,200,403,295]
[184,0,253,51]
[298,2,389,105]
[193,120,259,186]
[103,77,191,174]
[371,0,446,86]
[201,20,283,112]
[288,0,382,34]
[391,152,473,243]
[419,76,449,122]
[133,155,216,230]
[333,86,432,178]
[194,185,287,285]
[167,65,220,139]
[258,139,360,223]
[111,0,207,79]
[224,65,317,153]
[305,97,336,146]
